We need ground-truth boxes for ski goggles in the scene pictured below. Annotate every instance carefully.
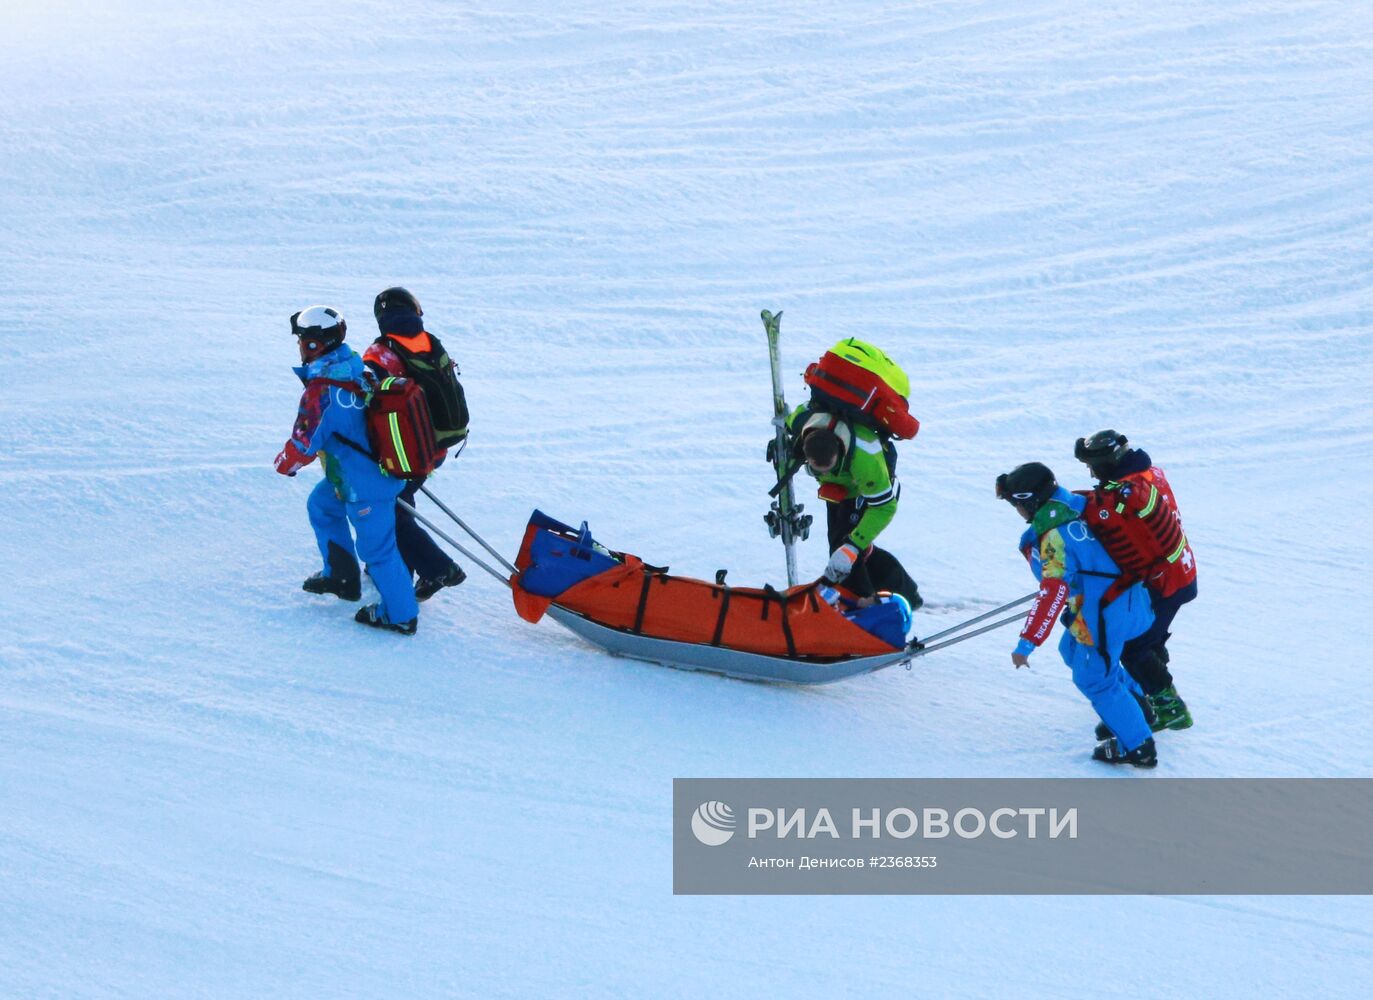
[994,474,1038,503]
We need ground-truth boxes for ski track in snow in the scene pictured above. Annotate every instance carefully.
[2,0,1372,996]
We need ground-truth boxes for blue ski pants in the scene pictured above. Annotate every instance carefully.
[307,479,419,624]
[1061,636,1152,751]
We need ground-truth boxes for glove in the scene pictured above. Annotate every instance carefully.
[823,542,861,583]
[817,583,842,606]
[274,440,314,477]
[766,438,778,465]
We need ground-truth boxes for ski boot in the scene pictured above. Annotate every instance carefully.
[302,542,361,600]
[1092,735,1158,769]
[1095,692,1157,741]
[415,563,467,602]
[354,604,417,636]
[1148,686,1193,731]
[303,572,361,601]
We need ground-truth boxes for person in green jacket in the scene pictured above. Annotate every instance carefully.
[789,408,921,609]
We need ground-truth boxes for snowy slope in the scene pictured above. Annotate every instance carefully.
[2,0,1372,996]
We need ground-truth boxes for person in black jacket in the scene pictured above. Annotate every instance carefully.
[363,287,467,602]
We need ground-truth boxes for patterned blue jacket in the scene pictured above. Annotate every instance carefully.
[289,345,402,503]
[1014,486,1154,666]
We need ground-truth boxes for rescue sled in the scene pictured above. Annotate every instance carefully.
[510,510,919,684]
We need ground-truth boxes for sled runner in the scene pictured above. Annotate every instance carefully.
[510,510,917,684]
[543,604,912,684]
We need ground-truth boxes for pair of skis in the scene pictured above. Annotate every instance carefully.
[762,309,813,587]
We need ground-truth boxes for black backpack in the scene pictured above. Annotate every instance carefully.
[378,333,470,448]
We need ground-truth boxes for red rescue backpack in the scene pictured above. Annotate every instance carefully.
[1078,467,1196,597]
[803,338,919,440]
[320,376,439,481]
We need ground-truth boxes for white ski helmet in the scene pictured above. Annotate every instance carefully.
[291,305,347,359]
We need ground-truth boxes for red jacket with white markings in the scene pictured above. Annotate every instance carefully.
[1078,450,1196,598]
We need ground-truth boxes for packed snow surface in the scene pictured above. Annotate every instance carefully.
[2,0,1371,996]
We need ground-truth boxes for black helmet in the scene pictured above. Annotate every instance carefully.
[996,462,1057,514]
[1075,429,1130,479]
[291,305,346,360]
[373,286,422,325]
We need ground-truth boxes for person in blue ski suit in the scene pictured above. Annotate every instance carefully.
[274,305,420,634]
[997,462,1157,767]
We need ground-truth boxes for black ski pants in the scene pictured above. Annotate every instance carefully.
[396,476,459,581]
[1120,580,1198,695]
[826,498,920,608]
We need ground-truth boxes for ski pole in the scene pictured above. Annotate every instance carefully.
[916,593,1037,646]
[907,611,1028,658]
[419,484,519,576]
[398,500,511,587]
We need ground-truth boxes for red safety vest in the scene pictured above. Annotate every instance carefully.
[1079,466,1196,598]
